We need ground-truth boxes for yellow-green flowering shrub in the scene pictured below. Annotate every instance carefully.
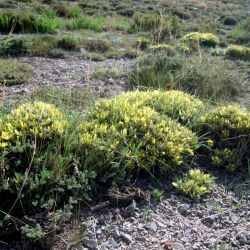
[0,102,94,237]
[199,105,250,170]
[0,102,68,149]
[180,32,219,47]
[148,44,175,55]
[225,45,250,61]
[172,169,215,200]
[117,90,204,125]
[80,98,198,182]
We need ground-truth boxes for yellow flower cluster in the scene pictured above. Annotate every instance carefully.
[180,32,219,47]
[0,102,68,149]
[200,105,250,137]
[117,90,204,125]
[172,169,214,200]
[80,96,198,177]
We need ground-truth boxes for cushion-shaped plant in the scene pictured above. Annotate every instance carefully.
[225,45,250,61]
[117,90,204,126]
[172,169,215,200]
[0,102,68,148]
[80,98,198,182]
[198,105,250,170]
[180,32,219,47]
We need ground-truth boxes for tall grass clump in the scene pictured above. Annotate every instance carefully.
[0,11,61,34]
[66,16,105,31]
[129,53,243,101]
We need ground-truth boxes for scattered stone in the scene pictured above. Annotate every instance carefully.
[123,200,137,217]
[120,232,134,245]
[82,239,98,250]
[177,204,189,216]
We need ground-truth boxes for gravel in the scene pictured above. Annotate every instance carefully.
[53,176,249,250]
[2,57,133,100]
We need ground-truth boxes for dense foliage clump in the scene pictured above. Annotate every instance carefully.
[80,96,198,182]
[116,90,204,125]
[180,32,219,47]
[172,169,215,200]
[225,45,250,61]
[199,105,250,171]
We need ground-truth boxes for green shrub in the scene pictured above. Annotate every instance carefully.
[66,17,105,31]
[225,45,250,61]
[80,97,198,182]
[172,169,215,200]
[28,35,57,56]
[57,35,79,51]
[85,38,111,53]
[180,32,219,47]
[199,105,250,171]
[129,53,243,101]
[116,90,204,126]
[0,60,32,86]
[0,36,28,56]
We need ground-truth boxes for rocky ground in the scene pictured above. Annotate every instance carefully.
[53,172,250,250]
[2,57,133,100]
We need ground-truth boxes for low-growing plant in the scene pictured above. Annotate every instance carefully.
[0,36,28,56]
[57,35,79,51]
[80,96,198,183]
[172,169,215,200]
[0,59,32,85]
[180,32,219,47]
[152,188,165,201]
[131,13,160,32]
[28,35,57,56]
[198,105,250,171]
[148,44,175,55]
[225,45,250,61]
[89,67,124,81]
[85,38,111,53]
